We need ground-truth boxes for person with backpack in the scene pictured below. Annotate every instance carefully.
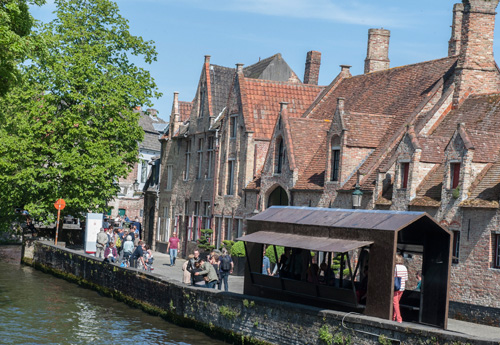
[218,248,233,291]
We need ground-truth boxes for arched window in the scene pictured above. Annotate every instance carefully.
[275,137,284,174]
[267,186,289,207]
[331,136,341,181]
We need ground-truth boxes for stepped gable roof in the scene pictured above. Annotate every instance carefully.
[288,118,330,190]
[410,164,445,207]
[460,163,500,208]
[239,78,324,140]
[243,53,300,82]
[179,101,193,122]
[344,112,394,148]
[209,64,235,116]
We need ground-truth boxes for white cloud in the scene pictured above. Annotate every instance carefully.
[123,0,411,27]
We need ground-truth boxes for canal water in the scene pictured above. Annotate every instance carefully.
[0,246,226,345]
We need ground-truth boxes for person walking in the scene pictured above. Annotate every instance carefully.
[393,254,408,323]
[166,232,180,266]
[96,227,108,259]
[218,248,233,291]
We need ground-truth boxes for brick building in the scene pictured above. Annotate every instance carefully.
[147,0,500,317]
[257,0,500,314]
[108,109,166,222]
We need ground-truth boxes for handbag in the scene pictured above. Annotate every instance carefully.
[394,267,401,291]
[203,276,210,282]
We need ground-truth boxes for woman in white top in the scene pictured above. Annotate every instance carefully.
[393,254,408,323]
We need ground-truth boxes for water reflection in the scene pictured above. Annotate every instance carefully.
[0,246,225,345]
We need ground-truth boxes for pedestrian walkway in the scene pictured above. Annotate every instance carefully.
[144,250,244,293]
[87,248,500,341]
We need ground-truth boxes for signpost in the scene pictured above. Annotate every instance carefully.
[54,199,66,246]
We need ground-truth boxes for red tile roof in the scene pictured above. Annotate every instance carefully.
[238,77,324,140]
[305,56,458,122]
[179,101,193,122]
[305,56,458,191]
[286,118,331,190]
[344,112,394,148]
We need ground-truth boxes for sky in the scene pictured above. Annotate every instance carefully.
[30,1,500,121]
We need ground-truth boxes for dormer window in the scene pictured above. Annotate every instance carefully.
[450,162,461,189]
[275,137,284,174]
[400,162,409,189]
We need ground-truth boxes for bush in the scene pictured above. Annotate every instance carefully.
[265,245,284,264]
[230,241,246,257]
[198,229,215,251]
[222,240,235,252]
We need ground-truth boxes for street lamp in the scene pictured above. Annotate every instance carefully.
[352,183,363,209]
[133,179,139,192]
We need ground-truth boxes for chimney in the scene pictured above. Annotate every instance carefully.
[204,55,211,65]
[280,101,289,113]
[454,0,500,104]
[170,92,180,138]
[303,51,321,85]
[340,65,351,76]
[364,28,390,74]
[337,97,345,115]
[147,108,158,116]
[448,3,464,56]
[236,63,244,74]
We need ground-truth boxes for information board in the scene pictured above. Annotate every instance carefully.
[84,213,103,254]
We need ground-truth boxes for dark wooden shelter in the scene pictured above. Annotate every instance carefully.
[237,206,452,328]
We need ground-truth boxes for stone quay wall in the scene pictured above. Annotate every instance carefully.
[23,241,496,345]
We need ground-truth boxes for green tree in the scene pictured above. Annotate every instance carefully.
[0,0,44,96]
[0,0,161,229]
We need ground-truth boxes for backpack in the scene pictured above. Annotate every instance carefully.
[220,255,232,271]
[115,235,122,248]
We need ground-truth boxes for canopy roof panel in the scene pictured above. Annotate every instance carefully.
[236,231,373,252]
[249,206,436,232]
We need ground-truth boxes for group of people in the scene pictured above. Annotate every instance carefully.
[181,248,234,291]
[95,222,153,271]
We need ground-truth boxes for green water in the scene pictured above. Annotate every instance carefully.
[0,246,226,345]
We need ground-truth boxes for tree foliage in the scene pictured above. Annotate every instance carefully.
[0,0,44,96]
[0,0,161,229]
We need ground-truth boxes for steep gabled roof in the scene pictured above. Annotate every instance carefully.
[179,101,193,122]
[243,53,300,82]
[238,78,324,140]
[322,56,459,190]
[419,136,448,163]
[209,65,235,117]
[138,114,167,151]
[305,56,458,122]
[287,118,331,190]
[344,112,395,148]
